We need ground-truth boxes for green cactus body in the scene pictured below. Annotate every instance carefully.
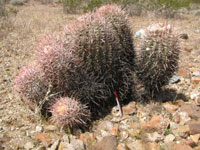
[50,97,91,127]
[135,23,180,96]
[15,66,48,104]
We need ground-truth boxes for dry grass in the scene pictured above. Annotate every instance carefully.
[0,2,200,148]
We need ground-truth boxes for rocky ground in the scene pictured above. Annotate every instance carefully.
[0,1,200,150]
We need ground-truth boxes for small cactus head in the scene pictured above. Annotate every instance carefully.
[146,22,173,34]
[50,97,91,127]
[36,34,79,93]
[135,23,180,96]
[15,65,48,104]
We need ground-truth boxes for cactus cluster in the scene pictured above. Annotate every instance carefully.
[135,23,180,96]
[15,5,180,128]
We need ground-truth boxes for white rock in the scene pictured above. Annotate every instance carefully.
[164,134,175,144]
[119,130,129,141]
[134,29,146,39]
[193,72,200,77]
[36,125,43,132]
[62,134,69,143]
[179,112,191,125]
[101,130,110,137]
[111,106,120,117]
[24,142,35,150]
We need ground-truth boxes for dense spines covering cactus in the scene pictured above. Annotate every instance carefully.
[36,34,79,94]
[50,97,91,127]
[64,4,135,101]
[15,65,48,104]
[135,23,180,96]
[15,4,139,128]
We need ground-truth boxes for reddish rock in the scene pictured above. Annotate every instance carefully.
[184,47,193,53]
[162,102,178,113]
[141,115,168,132]
[172,114,180,123]
[174,99,184,106]
[122,101,136,115]
[148,142,160,150]
[173,143,193,150]
[177,67,191,78]
[180,104,200,120]
[109,124,119,136]
[36,132,53,147]
[189,123,200,135]
[80,132,96,146]
[192,76,200,84]
[185,138,197,147]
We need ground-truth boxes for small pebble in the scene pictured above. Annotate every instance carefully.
[36,125,43,132]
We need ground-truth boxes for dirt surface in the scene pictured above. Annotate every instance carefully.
[0,2,200,150]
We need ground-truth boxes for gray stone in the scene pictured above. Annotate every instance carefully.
[146,132,162,142]
[195,11,200,16]
[180,104,200,120]
[70,139,85,150]
[98,121,114,131]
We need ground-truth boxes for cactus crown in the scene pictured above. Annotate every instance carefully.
[50,97,91,127]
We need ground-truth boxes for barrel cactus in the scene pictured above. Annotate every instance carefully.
[15,65,48,104]
[135,23,180,96]
[50,97,91,127]
[64,4,135,102]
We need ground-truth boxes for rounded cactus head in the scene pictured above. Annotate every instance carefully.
[15,65,48,104]
[50,97,91,127]
[135,23,180,96]
[146,22,173,34]
[36,34,79,93]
